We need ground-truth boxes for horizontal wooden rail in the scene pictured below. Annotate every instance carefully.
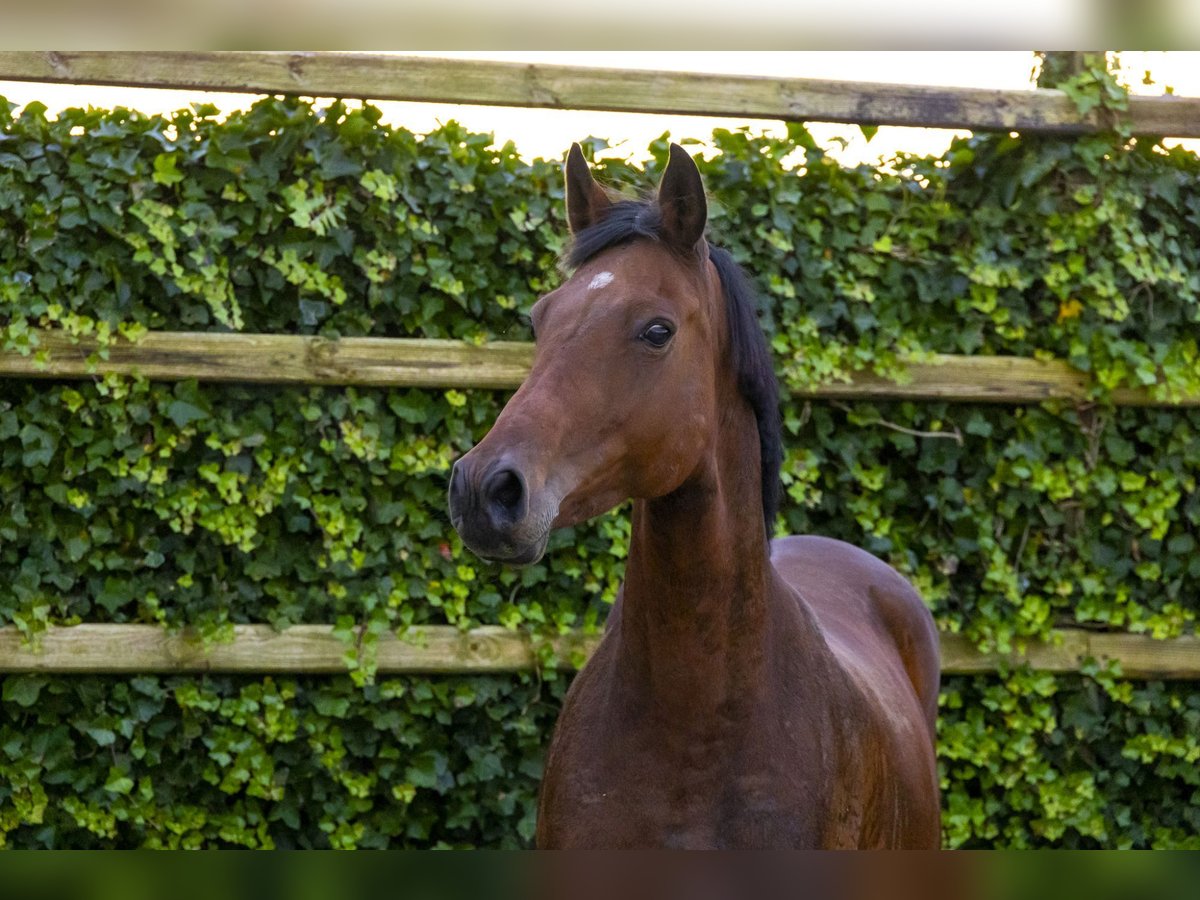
[1,330,1192,406]
[2,51,1199,137]
[0,625,595,675]
[1,331,536,390]
[0,625,1197,678]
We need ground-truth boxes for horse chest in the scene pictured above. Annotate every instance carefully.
[538,652,842,848]
[541,738,831,849]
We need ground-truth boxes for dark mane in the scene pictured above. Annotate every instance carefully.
[708,244,783,538]
[566,200,783,537]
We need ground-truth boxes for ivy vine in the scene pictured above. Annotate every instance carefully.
[1,90,1198,847]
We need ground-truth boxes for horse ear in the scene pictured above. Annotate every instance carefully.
[564,143,613,234]
[656,143,707,250]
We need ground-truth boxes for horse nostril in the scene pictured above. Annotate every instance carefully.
[484,467,526,520]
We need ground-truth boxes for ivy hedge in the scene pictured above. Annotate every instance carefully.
[1,83,1198,847]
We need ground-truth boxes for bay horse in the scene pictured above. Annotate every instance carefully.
[448,143,941,848]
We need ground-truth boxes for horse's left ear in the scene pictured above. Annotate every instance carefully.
[657,143,707,251]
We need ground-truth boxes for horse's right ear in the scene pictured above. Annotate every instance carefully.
[564,143,612,234]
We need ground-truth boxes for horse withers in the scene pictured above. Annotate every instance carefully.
[448,143,941,848]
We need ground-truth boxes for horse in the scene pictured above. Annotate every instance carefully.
[447,143,941,849]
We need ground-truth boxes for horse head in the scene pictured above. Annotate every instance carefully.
[448,143,737,564]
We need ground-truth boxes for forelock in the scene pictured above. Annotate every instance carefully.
[565,200,663,270]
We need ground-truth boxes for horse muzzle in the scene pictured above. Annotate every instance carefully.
[448,455,555,565]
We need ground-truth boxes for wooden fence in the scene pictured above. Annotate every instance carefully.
[1,51,1198,678]
[3,51,1200,137]
[5,330,1198,406]
[1,625,1198,679]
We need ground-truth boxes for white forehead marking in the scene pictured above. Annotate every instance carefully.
[587,271,614,291]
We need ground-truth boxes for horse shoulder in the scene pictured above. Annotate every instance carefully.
[769,534,942,847]
[770,533,939,733]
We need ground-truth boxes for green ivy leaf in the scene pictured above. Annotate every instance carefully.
[2,675,47,707]
[103,768,135,795]
[152,152,184,186]
[165,399,208,427]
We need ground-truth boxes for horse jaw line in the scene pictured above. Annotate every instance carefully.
[587,271,614,291]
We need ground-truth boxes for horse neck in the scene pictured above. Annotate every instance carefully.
[614,375,784,719]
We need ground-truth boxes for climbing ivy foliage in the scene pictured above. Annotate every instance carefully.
[0,672,563,848]
[1,92,1199,848]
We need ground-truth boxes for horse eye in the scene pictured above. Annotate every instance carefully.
[640,322,674,348]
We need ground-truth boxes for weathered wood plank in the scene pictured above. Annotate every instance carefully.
[1086,632,1200,680]
[2,330,1195,406]
[1,51,1198,137]
[939,630,1091,674]
[0,331,535,390]
[0,625,1196,678]
[939,630,1200,678]
[804,354,1174,406]
[0,625,601,675]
